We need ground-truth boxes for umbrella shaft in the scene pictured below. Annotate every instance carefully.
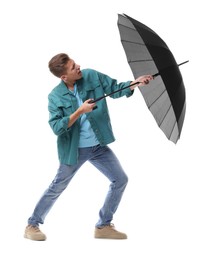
[91,84,134,102]
[92,61,188,103]
[153,60,189,78]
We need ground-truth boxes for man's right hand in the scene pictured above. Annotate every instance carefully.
[79,99,96,113]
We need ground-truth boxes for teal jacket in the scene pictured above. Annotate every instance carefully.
[48,69,133,165]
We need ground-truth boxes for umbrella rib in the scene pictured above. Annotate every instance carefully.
[147,89,166,109]
[121,39,145,46]
[143,85,179,141]
[121,39,171,53]
[119,22,157,40]
[158,102,172,127]
[128,59,153,63]
[119,23,139,33]
[168,120,178,142]
[147,89,175,130]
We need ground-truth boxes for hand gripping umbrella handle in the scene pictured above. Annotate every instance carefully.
[91,60,189,104]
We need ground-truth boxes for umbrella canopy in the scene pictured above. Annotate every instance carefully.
[117,14,187,143]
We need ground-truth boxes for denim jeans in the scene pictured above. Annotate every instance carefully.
[28,145,128,227]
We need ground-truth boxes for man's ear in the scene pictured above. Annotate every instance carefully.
[60,75,67,82]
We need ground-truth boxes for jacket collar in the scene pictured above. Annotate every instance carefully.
[56,80,74,96]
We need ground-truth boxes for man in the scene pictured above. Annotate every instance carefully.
[24,53,153,241]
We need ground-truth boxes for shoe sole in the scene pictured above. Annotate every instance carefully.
[24,234,46,241]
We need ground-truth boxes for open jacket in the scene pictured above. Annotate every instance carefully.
[48,69,133,165]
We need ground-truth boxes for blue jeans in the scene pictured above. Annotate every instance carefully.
[28,145,128,227]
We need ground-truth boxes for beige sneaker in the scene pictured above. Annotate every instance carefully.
[24,225,46,241]
[94,224,127,239]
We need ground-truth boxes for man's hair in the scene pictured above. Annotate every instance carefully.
[48,53,70,78]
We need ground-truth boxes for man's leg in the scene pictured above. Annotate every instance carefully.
[89,145,128,239]
[25,162,85,240]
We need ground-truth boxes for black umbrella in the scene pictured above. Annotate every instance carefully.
[92,14,188,143]
[117,13,188,143]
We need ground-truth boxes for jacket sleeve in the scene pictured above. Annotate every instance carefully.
[48,95,71,136]
[97,71,134,99]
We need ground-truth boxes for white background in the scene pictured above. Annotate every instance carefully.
[0,0,204,259]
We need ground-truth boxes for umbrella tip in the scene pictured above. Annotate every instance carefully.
[178,60,189,67]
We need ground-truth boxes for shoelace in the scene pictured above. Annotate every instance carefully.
[103,223,115,229]
[29,225,41,232]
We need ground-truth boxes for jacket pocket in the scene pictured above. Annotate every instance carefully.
[84,83,103,101]
[85,81,101,91]
[56,101,73,116]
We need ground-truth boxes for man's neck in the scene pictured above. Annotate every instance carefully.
[64,80,75,91]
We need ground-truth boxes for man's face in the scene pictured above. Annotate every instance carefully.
[61,59,82,83]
